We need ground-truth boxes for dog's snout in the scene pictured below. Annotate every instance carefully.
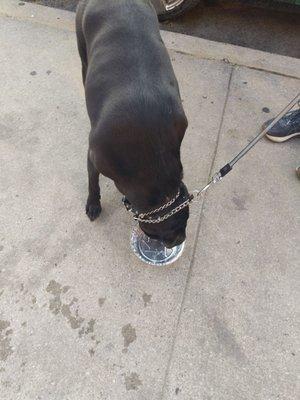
[164,232,186,249]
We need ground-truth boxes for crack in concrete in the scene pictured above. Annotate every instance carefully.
[160,67,234,399]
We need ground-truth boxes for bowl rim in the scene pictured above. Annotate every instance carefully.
[130,226,185,266]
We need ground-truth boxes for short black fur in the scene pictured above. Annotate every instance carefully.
[76,0,189,248]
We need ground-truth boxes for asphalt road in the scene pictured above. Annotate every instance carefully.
[26,0,300,58]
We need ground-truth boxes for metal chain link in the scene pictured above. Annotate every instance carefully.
[138,189,180,218]
[133,195,193,224]
[130,171,223,224]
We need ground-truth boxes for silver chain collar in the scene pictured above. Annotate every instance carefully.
[138,188,180,218]
[136,195,193,224]
[123,188,192,224]
[122,172,223,224]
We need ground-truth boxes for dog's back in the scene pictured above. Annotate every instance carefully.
[76,0,182,129]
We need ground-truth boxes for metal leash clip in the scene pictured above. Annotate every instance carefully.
[192,171,223,198]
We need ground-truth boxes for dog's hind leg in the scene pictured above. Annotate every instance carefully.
[75,1,88,85]
[86,150,101,221]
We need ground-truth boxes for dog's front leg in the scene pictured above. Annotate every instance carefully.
[86,150,101,221]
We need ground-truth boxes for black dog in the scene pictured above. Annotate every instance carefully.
[76,0,189,248]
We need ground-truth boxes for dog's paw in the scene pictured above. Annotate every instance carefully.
[86,201,102,221]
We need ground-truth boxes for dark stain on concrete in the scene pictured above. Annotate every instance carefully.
[30,71,37,76]
[142,293,152,308]
[90,335,100,345]
[0,245,3,251]
[78,319,96,338]
[89,348,95,357]
[212,316,246,362]
[46,281,84,330]
[175,387,180,395]
[85,319,96,335]
[49,296,61,315]
[47,280,63,295]
[78,327,85,337]
[0,321,13,362]
[98,297,106,307]
[31,295,37,304]
[232,195,247,211]
[46,70,52,75]
[1,380,11,387]
[61,304,84,329]
[262,107,270,113]
[124,372,142,391]
[0,290,4,298]
[122,324,136,353]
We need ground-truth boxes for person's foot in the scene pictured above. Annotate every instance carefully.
[263,108,300,142]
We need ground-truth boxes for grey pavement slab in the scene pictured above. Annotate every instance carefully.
[0,11,231,400]
[163,68,300,399]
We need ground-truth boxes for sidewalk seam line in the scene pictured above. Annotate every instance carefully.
[171,49,300,81]
[160,66,234,400]
[0,13,73,33]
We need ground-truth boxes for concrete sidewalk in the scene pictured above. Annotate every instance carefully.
[0,1,299,399]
